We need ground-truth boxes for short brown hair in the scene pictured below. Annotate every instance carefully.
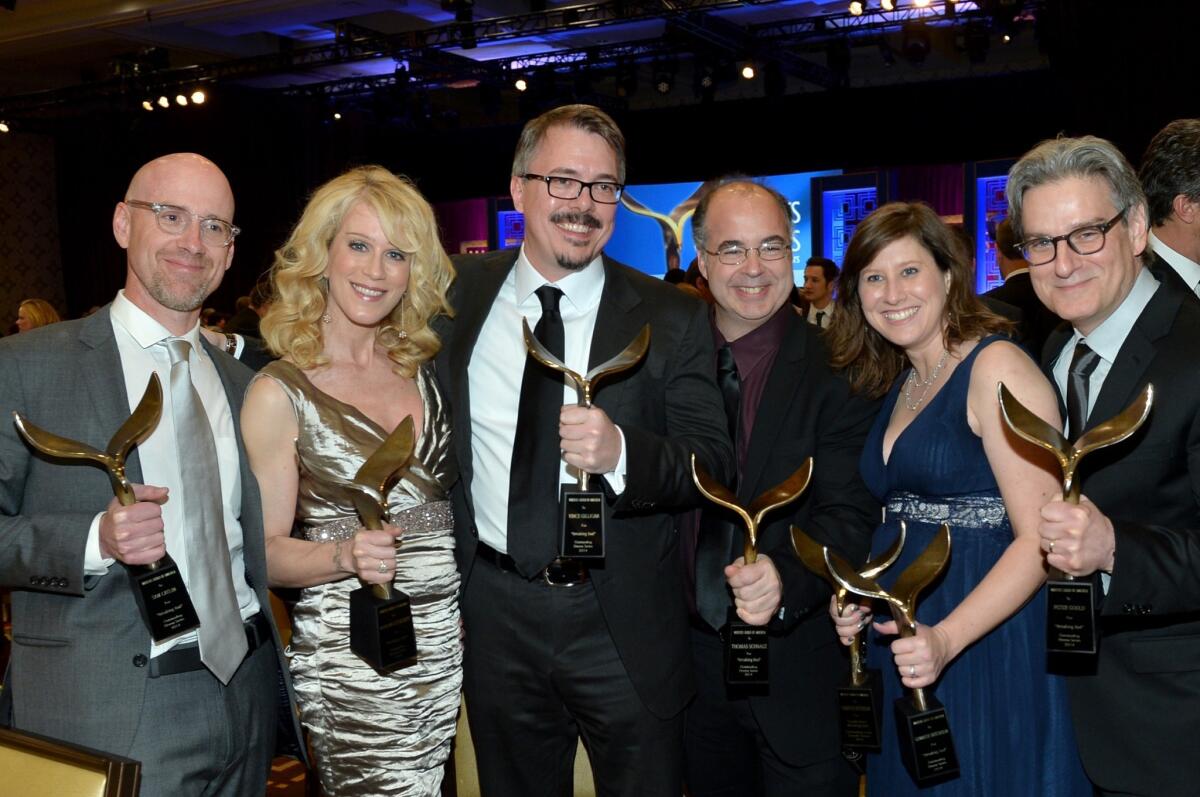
[827,202,1014,398]
[511,104,627,182]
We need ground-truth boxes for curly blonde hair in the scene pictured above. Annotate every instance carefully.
[261,166,454,376]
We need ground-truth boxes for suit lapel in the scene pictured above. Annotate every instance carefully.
[588,256,645,372]
[78,306,143,483]
[1086,283,1180,431]
[448,250,516,494]
[740,315,806,500]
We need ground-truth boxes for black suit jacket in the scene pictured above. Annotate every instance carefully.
[435,249,734,719]
[1148,250,1199,300]
[983,271,1061,358]
[1042,277,1200,796]
[715,312,879,766]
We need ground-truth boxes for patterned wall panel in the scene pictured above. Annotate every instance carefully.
[0,134,66,332]
[822,186,877,266]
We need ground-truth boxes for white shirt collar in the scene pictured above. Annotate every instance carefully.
[1148,231,1200,290]
[1071,267,1159,365]
[1005,267,1030,279]
[110,290,204,353]
[513,246,605,313]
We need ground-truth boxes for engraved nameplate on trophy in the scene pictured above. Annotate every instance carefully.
[827,525,960,786]
[693,455,813,688]
[522,320,650,560]
[792,523,907,766]
[13,374,200,642]
[997,382,1153,657]
[309,416,420,671]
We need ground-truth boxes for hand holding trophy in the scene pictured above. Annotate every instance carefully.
[996,382,1152,657]
[791,523,906,766]
[13,374,201,642]
[691,454,813,687]
[826,524,960,787]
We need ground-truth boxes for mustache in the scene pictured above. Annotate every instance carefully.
[550,211,602,230]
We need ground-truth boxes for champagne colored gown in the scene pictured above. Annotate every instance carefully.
[256,360,462,796]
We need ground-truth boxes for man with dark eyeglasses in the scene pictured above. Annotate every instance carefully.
[1007,135,1200,797]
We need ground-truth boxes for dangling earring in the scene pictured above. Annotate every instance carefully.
[321,311,332,324]
[319,274,331,323]
[397,293,408,339]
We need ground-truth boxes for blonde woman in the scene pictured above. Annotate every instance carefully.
[242,166,459,796]
[15,298,61,332]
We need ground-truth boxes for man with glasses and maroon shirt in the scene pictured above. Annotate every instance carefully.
[0,153,301,796]
[435,105,732,796]
[1008,136,1200,797]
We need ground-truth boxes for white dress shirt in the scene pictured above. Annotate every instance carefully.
[85,291,259,655]
[467,249,627,554]
[805,302,834,328]
[1147,231,1200,296]
[1050,268,1159,587]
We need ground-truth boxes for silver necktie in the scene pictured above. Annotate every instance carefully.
[161,338,247,683]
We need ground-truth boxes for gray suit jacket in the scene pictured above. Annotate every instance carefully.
[0,306,302,760]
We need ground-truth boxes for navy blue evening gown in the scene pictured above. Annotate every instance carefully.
[860,336,1089,795]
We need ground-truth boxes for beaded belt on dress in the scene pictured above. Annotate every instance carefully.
[885,491,1009,530]
[304,500,453,542]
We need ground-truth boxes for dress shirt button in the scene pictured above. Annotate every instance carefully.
[132,654,148,668]
[1122,603,1133,614]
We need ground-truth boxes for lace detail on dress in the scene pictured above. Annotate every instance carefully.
[885,491,1009,530]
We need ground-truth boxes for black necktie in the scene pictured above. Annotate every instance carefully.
[1066,341,1101,439]
[696,343,741,631]
[507,285,565,577]
[815,311,826,328]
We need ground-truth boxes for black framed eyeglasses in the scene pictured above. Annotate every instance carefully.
[521,173,625,204]
[125,199,240,247]
[1017,209,1125,266]
[703,242,793,266]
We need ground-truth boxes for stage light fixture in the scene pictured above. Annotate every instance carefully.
[914,0,930,6]
[0,121,9,134]
[333,111,342,120]
[514,77,528,91]
[849,1,864,15]
[157,96,169,108]
[142,100,154,111]
[1003,33,1012,42]
[175,94,188,106]
[191,90,206,104]
[881,0,895,9]
[741,64,756,80]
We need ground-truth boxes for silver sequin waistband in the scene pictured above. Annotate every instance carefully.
[304,500,454,543]
[885,491,1010,531]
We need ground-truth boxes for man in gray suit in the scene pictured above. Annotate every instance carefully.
[0,153,301,796]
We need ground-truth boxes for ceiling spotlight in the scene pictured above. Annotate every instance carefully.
[333,111,342,120]
[175,94,188,106]
[157,96,169,108]
[142,100,154,112]
[881,0,895,9]
[514,77,528,91]
[0,121,9,134]
[1003,33,1012,42]
[741,64,756,80]
[914,0,930,6]
[849,1,864,15]
[190,90,206,104]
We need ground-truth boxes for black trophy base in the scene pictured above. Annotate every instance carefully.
[723,607,769,687]
[350,586,417,671]
[559,485,605,559]
[837,668,884,752]
[1046,578,1098,656]
[129,557,200,643]
[895,695,959,787]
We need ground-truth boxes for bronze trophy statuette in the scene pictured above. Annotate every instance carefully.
[13,374,201,643]
[997,382,1153,658]
[522,320,650,560]
[308,416,420,672]
[826,524,959,787]
[791,523,906,765]
[691,454,814,688]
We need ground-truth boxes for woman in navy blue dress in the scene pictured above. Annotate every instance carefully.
[824,202,1089,795]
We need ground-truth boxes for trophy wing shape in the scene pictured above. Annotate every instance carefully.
[825,548,892,605]
[522,318,582,381]
[107,373,163,460]
[748,457,813,525]
[348,484,387,531]
[13,413,106,463]
[585,325,650,384]
[888,523,951,613]
[621,193,685,241]
[1073,383,1153,458]
[862,520,907,579]
[789,526,832,585]
[997,382,1070,463]
[355,416,416,498]
[690,453,751,529]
